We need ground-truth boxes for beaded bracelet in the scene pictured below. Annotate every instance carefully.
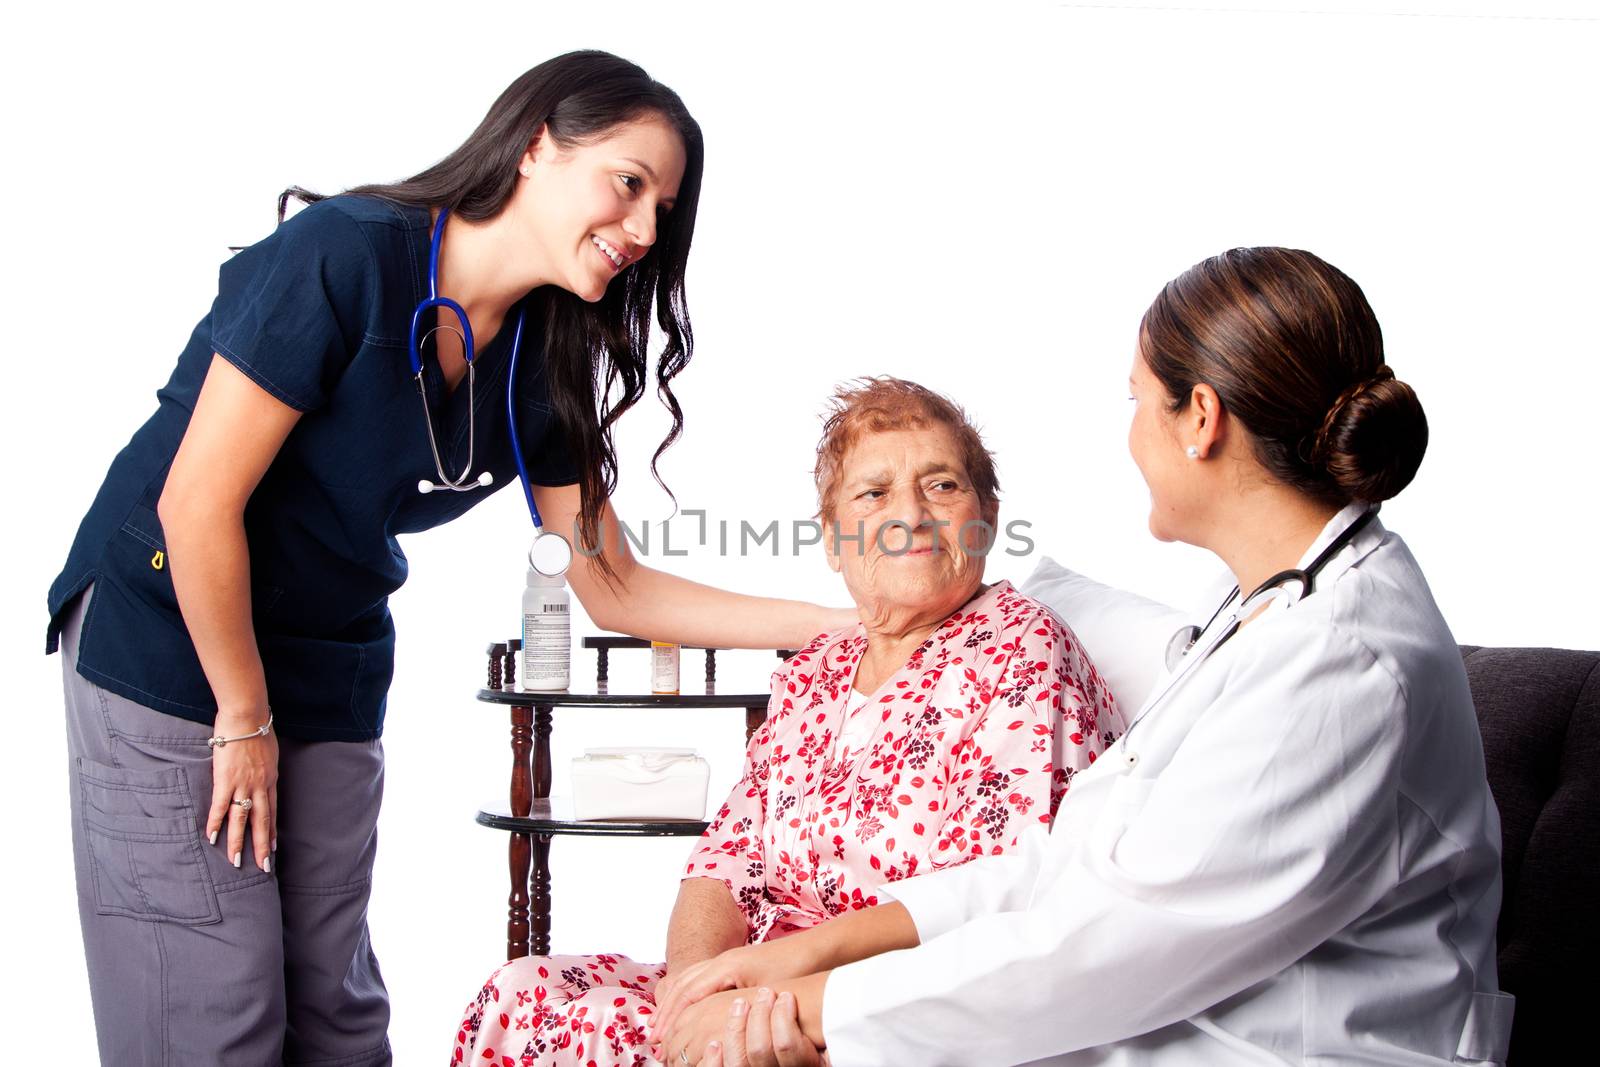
[208,712,274,749]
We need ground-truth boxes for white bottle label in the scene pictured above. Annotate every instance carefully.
[651,642,680,694]
[521,603,570,691]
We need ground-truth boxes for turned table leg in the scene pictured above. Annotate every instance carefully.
[534,705,553,798]
[507,705,533,959]
[527,704,556,955]
[507,833,531,960]
[532,834,553,956]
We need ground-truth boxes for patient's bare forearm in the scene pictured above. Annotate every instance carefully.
[665,878,749,971]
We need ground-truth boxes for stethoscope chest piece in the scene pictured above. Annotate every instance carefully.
[1165,624,1203,673]
[529,531,573,578]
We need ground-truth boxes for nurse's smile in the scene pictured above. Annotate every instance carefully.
[591,234,628,271]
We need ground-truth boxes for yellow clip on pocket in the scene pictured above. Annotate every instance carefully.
[150,550,165,571]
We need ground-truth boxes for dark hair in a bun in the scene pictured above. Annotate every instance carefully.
[1139,247,1428,506]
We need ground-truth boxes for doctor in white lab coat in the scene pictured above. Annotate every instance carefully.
[651,246,1513,1066]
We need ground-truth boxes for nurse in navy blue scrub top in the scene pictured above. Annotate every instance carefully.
[45,51,851,1067]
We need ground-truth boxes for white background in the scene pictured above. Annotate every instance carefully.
[2,1,1595,1061]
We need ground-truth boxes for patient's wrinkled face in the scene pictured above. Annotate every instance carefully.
[825,425,992,623]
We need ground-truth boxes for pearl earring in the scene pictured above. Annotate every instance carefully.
[1185,445,1200,459]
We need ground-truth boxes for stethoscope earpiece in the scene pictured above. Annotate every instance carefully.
[416,470,493,495]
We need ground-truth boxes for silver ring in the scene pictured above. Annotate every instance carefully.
[680,1049,690,1064]
[231,797,254,812]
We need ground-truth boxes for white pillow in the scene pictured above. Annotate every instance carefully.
[1020,556,1190,715]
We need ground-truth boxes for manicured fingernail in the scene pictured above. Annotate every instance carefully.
[731,997,746,1017]
[758,987,773,1001]
[209,830,218,845]
[271,837,278,852]
[261,856,271,874]
[708,1041,721,1053]
[232,851,241,868]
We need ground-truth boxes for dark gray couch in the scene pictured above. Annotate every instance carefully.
[1462,646,1599,1064]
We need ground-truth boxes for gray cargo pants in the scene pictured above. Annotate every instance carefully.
[61,587,392,1066]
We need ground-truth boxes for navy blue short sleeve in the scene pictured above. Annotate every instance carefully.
[525,430,581,486]
[521,405,582,488]
[512,350,582,487]
[209,202,377,412]
[49,194,594,739]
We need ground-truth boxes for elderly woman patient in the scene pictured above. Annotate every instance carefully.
[451,377,1123,1066]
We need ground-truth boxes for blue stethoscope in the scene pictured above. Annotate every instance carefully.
[1122,506,1379,747]
[408,209,573,577]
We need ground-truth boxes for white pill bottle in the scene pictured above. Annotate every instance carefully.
[651,641,680,694]
[520,569,571,691]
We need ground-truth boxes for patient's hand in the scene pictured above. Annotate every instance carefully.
[652,966,703,1035]
[652,937,823,1053]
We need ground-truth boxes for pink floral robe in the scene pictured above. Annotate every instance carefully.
[451,580,1121,1067]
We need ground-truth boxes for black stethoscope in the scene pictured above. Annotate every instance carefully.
[1163,507,1378,672]
[407,209,571,577]
[1121,506,1379,748]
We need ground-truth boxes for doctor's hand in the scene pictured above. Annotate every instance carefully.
[697,987,828,1067]
[205,709,279,873]
[653,938,822,1047]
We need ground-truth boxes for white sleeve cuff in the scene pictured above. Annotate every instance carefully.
[821,955,896,1067]
[877,870,969,944]
[875,821,1050,942]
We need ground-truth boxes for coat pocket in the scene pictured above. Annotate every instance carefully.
[76,757,222,925]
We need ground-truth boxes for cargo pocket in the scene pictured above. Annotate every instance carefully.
[76,757,221,925]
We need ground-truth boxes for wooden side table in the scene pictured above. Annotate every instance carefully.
[475,638,776,959]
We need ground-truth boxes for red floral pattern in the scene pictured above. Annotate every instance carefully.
[450,581,1120,1065]
[452,954,666,1067]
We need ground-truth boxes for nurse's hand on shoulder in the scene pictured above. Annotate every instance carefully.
[204,709,279,873]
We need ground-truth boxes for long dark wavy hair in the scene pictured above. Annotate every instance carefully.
[282,50,703,582]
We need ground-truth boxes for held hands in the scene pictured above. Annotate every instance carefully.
[653,937,822,1045]
[661,987,827,1067]
[204,708,278,872]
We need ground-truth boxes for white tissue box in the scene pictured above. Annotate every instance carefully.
[569,747,710,821]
